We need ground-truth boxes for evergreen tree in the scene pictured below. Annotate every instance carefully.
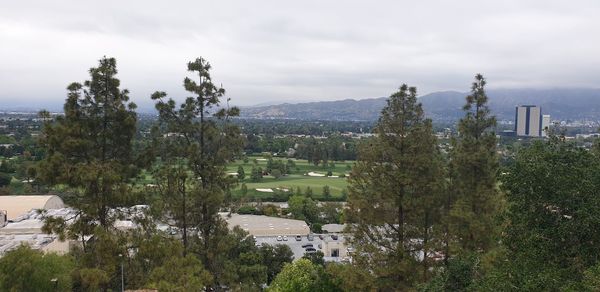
[150,57,243,276]
[346,84,444,289]
[322,185,331,200]
[241,183,248,196]
[39,56,138,243]
[272,169,282,179]
[258,244,294,284]
[250,165,261,182]
[447,74,500,255]
[237,165,245,180]
[304,186,313,198]
[0,172,11,188]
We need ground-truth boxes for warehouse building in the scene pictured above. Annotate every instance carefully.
[0,195,70,256]
[0,195,65,221]
[224,213,310,236]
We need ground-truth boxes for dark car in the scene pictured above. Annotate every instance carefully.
[301,243,314,248]
[318,234,325,240]
[330,234,338,240]
[305,247,317,253]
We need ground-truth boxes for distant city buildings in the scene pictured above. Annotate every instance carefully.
[542,114,551,136]
[514,105,550,137]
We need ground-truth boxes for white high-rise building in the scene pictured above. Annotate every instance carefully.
[515,105,548,137]
[541,114,551,137]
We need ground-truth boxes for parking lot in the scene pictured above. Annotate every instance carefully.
[254,234,347,260]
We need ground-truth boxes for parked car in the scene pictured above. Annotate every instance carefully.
[318,234,325,240]
[276,236,282,241]
[331,234,338,240]
[283,235,288,241]
[295,235,302,241]
[305,247,317,253]
[307,234,314,241]
[301,243,314,248]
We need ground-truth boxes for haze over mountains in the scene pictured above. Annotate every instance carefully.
[240,88,600,121]
[4,88,600,122]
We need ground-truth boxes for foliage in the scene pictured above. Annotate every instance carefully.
[39,56,138,232]
[419,254,478,292]
[147,254,212,291]
[37,58,140,289]
[272,169,282,179]
[322,185,331,200]
[241,183,248,196]
[251,165,263,182]
[237,165,246,180]
[346,84,444,289]
[150,57,242,263]
[267,259,336,292]
[325,263,377,292]
[0,172,11,187]
[259,244,294,284]
[447,74,501,255]
[0,246,75,292]
[492,138,600,290]
[302,250,325,266]
[287,194,318,222]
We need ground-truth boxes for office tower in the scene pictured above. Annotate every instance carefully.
[515,105,544,137]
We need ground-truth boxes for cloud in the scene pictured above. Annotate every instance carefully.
[0,0,599,110]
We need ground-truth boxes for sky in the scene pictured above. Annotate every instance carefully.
[1,0,599,111]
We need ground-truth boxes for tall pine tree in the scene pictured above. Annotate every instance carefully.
[447,74,500,255]
[346,84,444,289]
[150,57,243,276]
[39,56,138,244]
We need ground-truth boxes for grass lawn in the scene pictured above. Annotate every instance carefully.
[228,155,353,200]
[131,155,354,201]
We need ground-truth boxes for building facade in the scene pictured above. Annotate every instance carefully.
[515,105,548,137]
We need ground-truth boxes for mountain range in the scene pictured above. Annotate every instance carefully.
[239,88,600,121]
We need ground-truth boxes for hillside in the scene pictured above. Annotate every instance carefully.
[240,88,600,121]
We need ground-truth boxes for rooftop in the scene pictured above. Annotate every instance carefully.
[224,213,310,236]
[0,195,65,220]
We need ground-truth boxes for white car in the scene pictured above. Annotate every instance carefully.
[276,236,283,241]
[283,235,288,241]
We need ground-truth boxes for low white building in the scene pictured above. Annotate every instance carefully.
[223,213,310,236]
[0,208,75,256]
[0,195,65,221]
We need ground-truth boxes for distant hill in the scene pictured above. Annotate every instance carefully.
[240,98,388,121]
[240,88,600,121]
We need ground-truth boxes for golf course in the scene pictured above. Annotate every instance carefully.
[227,155,353,200]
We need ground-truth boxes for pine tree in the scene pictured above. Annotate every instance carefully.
[322,185,331,200]
[447,74,500,255]
[151,57,242,271]
[237,165,245,180]
[39,56,138,244]
[304,186,313,198]
[346,84,444,289]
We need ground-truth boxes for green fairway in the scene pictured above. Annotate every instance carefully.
[228,155,353,200]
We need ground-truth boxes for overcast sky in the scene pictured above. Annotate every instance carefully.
[1,0,599,110]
